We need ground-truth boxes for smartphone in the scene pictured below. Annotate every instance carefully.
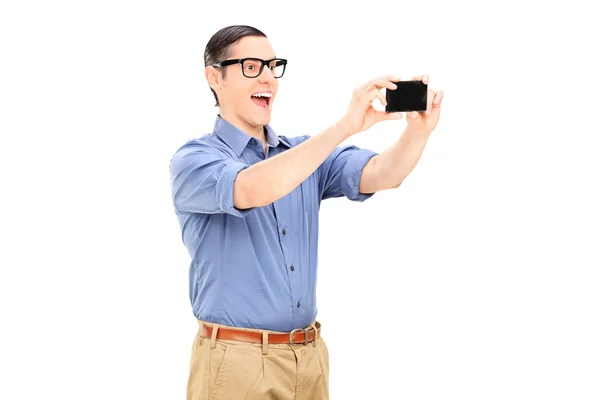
[385,80,428,112]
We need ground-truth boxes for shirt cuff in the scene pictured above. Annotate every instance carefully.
[341,149,378,202]
[216,160,253,217]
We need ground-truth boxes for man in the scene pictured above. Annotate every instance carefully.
[169,25,443,400]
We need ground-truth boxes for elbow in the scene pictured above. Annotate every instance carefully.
[382,179,403,191]
[236,188,273,209]
[233,170,265,209]
[233,169,284,209]
[233,182,254,210]
[392,180,403,189]
[172,187,192,213]
[233,181,277,209]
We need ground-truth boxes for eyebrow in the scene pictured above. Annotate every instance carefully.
[234,56,278,59]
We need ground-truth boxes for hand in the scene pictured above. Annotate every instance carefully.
[340,75,404,136]
[405,75,444,134]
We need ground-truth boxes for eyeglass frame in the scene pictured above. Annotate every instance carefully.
[212,57,288,78]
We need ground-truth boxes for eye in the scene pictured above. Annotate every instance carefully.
[243,60,262,71]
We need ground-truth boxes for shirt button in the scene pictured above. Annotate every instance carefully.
[282,229,286,235]
[297,301,300,308]
[290,265,295,271]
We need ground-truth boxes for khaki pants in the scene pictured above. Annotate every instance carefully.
[187,320,329,400]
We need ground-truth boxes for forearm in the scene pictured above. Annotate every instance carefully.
[234,121,352,208]
[359,127,431,193]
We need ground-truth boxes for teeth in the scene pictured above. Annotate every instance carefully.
[252,92,272,97]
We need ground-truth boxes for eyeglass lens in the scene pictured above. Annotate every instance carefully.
[242,59,285,78]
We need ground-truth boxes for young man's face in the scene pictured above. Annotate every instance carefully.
[208,36,281,135]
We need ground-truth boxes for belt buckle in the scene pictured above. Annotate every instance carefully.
[290,327,309,344]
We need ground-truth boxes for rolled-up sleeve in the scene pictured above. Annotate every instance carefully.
[169,142,252,217]
[318,144,378,202]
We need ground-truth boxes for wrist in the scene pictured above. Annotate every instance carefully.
[403,126,431,140]
[335,116,356,140]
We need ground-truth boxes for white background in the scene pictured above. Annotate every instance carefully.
[1,1,599,399]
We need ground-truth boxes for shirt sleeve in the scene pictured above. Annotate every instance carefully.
[318,143,379,202]
[169,141,253,217]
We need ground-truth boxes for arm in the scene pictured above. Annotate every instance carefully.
[169,123,352,217]
[359,75,444,193]
[170,142,254,217]
[359,128,431,193]
[318,145,378,201]
[234,120,352,209]
[170,123,353,216]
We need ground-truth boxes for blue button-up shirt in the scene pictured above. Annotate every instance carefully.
[169,115,378,332]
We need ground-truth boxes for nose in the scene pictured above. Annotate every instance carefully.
[257,64,276,83]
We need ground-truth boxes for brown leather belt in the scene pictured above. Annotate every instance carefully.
[201,322,320,345]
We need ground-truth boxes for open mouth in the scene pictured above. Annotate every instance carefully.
[251,92,272,109]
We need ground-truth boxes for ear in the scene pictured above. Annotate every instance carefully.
[205,66,222,92]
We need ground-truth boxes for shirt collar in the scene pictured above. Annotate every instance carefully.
[213,115,290,156]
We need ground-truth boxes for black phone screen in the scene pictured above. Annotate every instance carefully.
[385,81,428,112]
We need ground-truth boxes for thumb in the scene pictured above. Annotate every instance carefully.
[377,111,403,121]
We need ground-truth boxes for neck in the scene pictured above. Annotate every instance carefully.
[219,112,266,143]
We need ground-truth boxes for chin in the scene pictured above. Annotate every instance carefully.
[250,113,271,127]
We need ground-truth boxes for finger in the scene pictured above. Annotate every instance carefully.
[362,75,399,93]
[378,110,403,121]
[411,75,429,85]
[433,90,443,107]
[366,89,389,111]
[376,91,387,107]
[366,88,380,103]
[424,88,435,115]
[360,88,382,110]
[409,111,420,119]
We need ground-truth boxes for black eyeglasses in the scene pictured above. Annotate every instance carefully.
[212,58,287,78]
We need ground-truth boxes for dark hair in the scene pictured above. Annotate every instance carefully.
[204,25,267,106]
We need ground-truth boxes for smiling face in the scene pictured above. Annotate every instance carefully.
[206,36,280,137]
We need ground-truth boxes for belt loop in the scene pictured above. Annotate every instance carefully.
[210,324,219,349]
[197,320,205,346]
[310,322,318,347]
[262,331,268,355]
